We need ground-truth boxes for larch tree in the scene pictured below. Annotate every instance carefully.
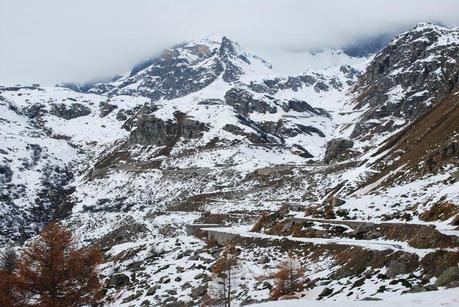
[0,222,103,307]
[270,256,305,299]
[207,246,240,307]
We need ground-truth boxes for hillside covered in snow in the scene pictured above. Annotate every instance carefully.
[1,23,459,306]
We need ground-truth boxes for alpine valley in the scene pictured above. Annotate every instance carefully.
[1,23,459,306]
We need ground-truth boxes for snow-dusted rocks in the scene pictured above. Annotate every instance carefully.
[89,35,273,100]
[351,23,459,138]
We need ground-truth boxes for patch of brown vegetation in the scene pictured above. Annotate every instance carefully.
[333,249,418,279]
[420,201,459,222]
[356,86,459,190]
[251,211,285,233]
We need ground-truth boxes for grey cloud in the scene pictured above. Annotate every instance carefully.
[0,0,458,85]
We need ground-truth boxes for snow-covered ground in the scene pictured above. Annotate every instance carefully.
[254,287,459,307]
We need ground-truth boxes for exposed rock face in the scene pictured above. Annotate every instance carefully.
[0,165,13,184]
[224,88,277,116]
[50,103,91,119]
[224,87,329,118]
[360,84,459,188]
[435,266,459,286]
[99,102,118,118]
[128,112,209,147]
[324,138,354,163]
[421,142,459,174]
[352,23,459,138]
[222,123,277,144]
[249,65,359,94]
[258,121,324,140]
[24,103,47,119]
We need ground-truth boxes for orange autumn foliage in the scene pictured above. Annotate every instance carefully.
[270,257,305,299]
[0,223,102,307]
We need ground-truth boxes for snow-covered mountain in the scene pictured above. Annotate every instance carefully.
[1,23,459,306]
[88,35,273,99]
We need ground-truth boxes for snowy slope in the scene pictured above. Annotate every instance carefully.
[1,24,458,307]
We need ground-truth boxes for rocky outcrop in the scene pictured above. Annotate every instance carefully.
[128,112,209,148]
[249,65,359,95]
[224,88,277,116]
[99,102,118,117]
[224,87,329,118]
[324,138,355,163]
[352,23,459,138]
[107,273,131,289]
[0,165,13,184]
[360,84,459,188]
[435,266,459,286]
[222,124,276,144]
[50,103,91,119]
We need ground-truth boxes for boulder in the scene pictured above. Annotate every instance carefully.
[191,285,207,299]
[146,285,160,296]
[116,109,128,121]
[407,285,428,293]
[329,197,346,207]
[319,287,333,298]
[324,138,354,164]
[386,260,408,278]
[258,255,270,264]
[107,273,130,289]
[50,103,91,119]
[166,289,177,296]
[99,102,118,117]
[350,223,380,240]
[435,266,459,286]
[336,209,349,217]
[121,291,143,303]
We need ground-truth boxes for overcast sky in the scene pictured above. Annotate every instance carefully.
[1,0,458,85]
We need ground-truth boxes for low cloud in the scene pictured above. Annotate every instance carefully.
[1,0,458,85]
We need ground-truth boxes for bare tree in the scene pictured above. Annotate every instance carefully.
[269,256,305,299]
[208,246,239,307]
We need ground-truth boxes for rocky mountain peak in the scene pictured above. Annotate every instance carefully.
[219,36,237,55]
[88,35,272,100]
[350,23,459,139]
